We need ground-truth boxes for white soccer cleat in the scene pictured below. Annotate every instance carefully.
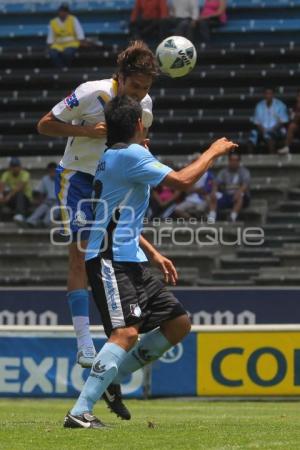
[76,346,96,368]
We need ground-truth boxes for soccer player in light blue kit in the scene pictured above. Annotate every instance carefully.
[38,42,178,419]
[64,95,237,428]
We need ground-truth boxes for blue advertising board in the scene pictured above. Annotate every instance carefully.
[0,333,144,398]
[0,288,300,326]
[152,333,196,396]
[0,332,197,398]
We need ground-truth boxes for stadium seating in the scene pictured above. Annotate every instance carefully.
[0,0,300,287]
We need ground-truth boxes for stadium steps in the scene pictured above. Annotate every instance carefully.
[288,188,300,201]
[252,267,300,286]
[262,224,300,237]
[0,268,67,286]
[159,249,218,278]
[197,278,255,286]
[220,255,281,269]
[2,45,300,69]
[0,226,52,244]
[211,268,259,281]
[236,248,274,258]
[260,235,300,248]
[1,64,299,89]
[275,247,300,266]
[267,212,300,224]
[277,201,300,212]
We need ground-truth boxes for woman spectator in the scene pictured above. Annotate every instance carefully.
[198,0,227,42]
[149,185,182,219]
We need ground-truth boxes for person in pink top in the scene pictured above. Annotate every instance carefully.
[198,0,227,42]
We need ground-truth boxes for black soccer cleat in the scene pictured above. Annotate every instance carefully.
[102,384,131,420]
[64,411,106,429]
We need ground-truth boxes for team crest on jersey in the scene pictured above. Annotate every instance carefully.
[130,304,142,318]
[73,210,87,227]
[64,92,79,110]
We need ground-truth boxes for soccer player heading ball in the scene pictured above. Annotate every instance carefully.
[64,95,237,428]
[38,40,170,420]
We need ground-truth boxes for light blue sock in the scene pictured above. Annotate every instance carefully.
[67,289,93,349]
[113,328,172,384]
[71,342,127,416]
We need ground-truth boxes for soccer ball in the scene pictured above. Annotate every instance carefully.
[156,36,197,78]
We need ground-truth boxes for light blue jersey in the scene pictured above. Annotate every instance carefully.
[85,143,172,262]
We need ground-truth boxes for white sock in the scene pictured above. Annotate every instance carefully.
[73,316,94,350]
[230,211,238,222]
[207,210,217,222]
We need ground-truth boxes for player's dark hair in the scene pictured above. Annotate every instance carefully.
[47,162,57,170]
[114,40,159,80]
[264,87,275,92]
[104,95,142,147]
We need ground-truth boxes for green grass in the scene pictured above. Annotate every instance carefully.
[0,399,300,450]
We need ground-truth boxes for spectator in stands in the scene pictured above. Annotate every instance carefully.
[149,184,182,219]
[0,157,32,223]
[248,88,289,154]
[47,3,85,68]
[26,162,57,228]
[208,152,251,223]
[198,0,227,42]
[174,170,215,220]
[130,0,169,42]
[166,0,199,41]
[278,91,300,155]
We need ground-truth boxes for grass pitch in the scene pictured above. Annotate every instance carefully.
[0,399,299,450]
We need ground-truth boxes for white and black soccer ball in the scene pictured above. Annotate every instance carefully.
[156,36,197,78]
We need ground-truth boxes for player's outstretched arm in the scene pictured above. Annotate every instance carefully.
[163,138,238,191]
[37,111,107,139]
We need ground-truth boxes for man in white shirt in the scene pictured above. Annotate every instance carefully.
[248,88,289,153]
[165,0,199,41]
[38,41,177,420]
[47,3,85,68]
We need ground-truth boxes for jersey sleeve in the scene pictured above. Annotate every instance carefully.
[52,83,95,123]
[124,146,172,187]
[74,17,85,40]
[36,177,46,194]
[241,168,251,186]
[47,24,54,45]
[278,101,289,124]
[141,96,153,129]
[253,103,261,125]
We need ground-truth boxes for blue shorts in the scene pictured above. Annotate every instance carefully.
[55,165,94,242]
[218,192,250,210]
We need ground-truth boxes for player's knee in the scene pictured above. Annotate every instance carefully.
[111,327,139,349]
[161,314,191,345]
[180,314,192,337]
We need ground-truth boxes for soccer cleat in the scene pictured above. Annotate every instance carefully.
[102,384,131,420]
[76,346,96,368]
[64,411,106,429]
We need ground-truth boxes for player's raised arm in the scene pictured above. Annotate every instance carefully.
[163,138,238,191]
[37,111,107,138]
[37,83,107,139]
